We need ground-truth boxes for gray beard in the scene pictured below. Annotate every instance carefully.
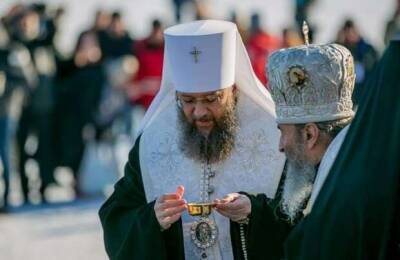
[281,157,316,223]
[177,103,238,164]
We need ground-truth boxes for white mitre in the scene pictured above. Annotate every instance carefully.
[267,43,355,124]
[164,20,236,92]
[138,20,283,131]
[137,20,285,259]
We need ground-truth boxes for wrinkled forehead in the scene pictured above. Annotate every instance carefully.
[278,123,296,129]
[278,124,301,135]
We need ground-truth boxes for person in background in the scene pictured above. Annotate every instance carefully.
[294,0,316,37]
[0,19,36,211]
[129,19,164,110]
[102,11,134,60]
[79,10,111,59]
[384,0,400,45]
[54,31,105,197]
[336,19,378,106]
[229,11,249,44]
[246,13,280,87]
[281,27,303,48]
[171,0,193,22]
[8,5,58,204]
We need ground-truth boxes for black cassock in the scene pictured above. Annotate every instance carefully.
[230,166,311,260]
[99,135,184,260]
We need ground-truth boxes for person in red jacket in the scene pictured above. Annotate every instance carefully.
[246,13,280,88]
[129,19,164,110]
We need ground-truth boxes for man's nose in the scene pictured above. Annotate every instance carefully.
[279,138,285,153]
[193,103,208,119]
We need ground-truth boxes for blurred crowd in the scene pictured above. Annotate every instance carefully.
[0,0,397,212]
[0,3,147,212]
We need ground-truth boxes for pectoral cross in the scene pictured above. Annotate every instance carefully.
[190,46,202,63]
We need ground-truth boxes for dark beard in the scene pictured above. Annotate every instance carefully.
[177,101,238,164]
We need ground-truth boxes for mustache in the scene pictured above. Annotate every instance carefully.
[192,114,213,122]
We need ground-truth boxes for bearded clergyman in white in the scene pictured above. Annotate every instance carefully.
[99,20,286,260]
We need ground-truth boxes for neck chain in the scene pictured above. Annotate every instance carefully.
[189,159,218,259]
[200,162,215,202]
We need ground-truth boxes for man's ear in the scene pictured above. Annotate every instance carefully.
[303,123,320,149]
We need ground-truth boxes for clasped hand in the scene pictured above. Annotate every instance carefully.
[214,193,251,222]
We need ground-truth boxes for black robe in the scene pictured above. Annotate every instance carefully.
[99,135,245,259]
[283,38,400,259]
[230,167,309,260]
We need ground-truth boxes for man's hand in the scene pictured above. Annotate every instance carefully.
[154,185,187,231]
[214,193,251,222]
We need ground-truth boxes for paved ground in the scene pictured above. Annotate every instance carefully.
[0,198,108,260]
